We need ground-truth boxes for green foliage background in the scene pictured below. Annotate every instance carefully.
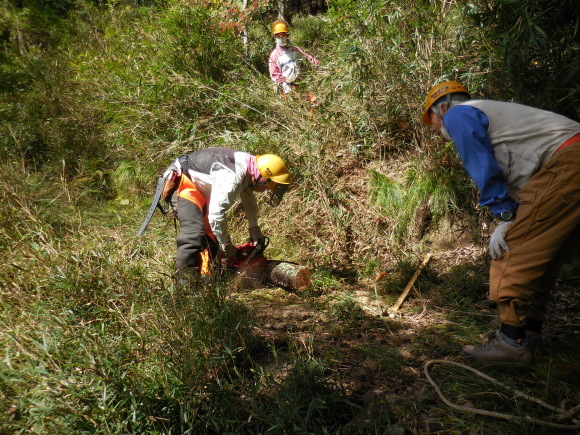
[1,0,578,432]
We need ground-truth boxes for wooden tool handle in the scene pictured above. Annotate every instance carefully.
[391,253,433,314]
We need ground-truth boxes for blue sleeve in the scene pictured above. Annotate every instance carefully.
[444,105,518,217]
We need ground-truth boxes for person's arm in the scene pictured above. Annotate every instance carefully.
[269,50,285,84]
[295,46,320,66]
[444,105,518,217]
[239,186,263,242]
[239,187,259,229]
[207,166,242,248]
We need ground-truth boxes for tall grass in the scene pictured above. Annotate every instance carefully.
[0,157,362,432]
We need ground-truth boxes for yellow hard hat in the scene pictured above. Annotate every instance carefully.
[272,20,289,35]
[422,81,470,125]
[256,154,293,185]
[256,154,293,207]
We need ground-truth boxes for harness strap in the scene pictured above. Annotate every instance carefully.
[279,58,297,67]
[178,154,189,170]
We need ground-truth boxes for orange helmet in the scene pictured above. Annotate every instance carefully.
[422,81,470,125]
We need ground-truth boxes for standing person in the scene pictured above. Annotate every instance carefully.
[161,147,293,277]
[422,81,580,363]
[268,19,320,97]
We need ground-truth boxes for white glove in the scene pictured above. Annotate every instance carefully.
[249,226,263,243]
[489,221,514,260]
[282,82,292,94]
[221,242,237,259]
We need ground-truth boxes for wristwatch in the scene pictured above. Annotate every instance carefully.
[499,210,515,221]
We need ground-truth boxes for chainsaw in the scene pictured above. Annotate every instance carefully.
[225,237,270,272]
[223,237,313,292]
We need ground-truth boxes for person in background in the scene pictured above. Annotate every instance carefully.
[422,81,580,363]
[161,147,293,278]
[268,19,320,99]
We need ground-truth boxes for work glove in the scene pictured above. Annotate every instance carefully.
[281,82,292,94]
[249,226,263,244]
[489,221,513,260]
[221,242,238,259]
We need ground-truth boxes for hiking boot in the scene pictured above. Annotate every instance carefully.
[461,331,532,363]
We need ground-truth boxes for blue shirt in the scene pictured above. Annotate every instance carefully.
[444,105,519,218]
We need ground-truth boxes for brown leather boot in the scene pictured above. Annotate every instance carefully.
[461,331,532,363]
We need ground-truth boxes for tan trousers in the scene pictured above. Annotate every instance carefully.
[490,141,580,327]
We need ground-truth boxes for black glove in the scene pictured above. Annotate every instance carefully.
[221,242,237,259]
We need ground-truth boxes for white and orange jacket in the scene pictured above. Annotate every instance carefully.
[164,148,260,249]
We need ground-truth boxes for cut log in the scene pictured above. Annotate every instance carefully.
[232,258,313,292]
[265,260,312,291]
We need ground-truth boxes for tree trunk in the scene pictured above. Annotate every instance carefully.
[242,0,249,53]
[277,0,287,20]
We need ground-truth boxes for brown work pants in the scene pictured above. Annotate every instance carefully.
[490,141,580,327]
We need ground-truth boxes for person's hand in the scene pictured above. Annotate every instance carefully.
[489,221,514,259]
[249,226,263,243]
[221,242,238,259]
